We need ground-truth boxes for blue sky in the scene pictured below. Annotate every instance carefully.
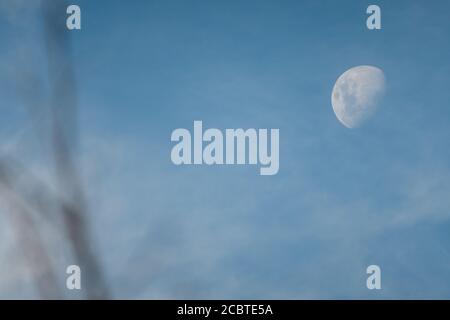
[1,0,450,299]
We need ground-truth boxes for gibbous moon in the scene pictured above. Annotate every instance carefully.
[331,65,385,128]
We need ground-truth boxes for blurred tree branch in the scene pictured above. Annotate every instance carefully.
[0,0,110,299]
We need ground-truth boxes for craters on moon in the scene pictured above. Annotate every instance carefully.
[331,65,385,128]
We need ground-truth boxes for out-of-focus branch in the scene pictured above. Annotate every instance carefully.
[0,163,61,299]
[41,0,110,299]
[0,0,110,299]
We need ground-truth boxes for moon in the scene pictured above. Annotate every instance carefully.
[331,65,385,128]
